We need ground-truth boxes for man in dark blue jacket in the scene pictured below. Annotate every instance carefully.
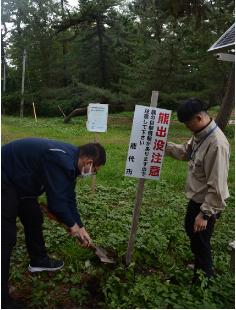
[1,138,106,308]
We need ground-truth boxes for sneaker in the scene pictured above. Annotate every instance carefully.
[28,256,64,272]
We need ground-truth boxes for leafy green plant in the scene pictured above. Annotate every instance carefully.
[69,287,89,306]
[3,114,235,308]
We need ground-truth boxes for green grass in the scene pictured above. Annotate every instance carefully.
[2,113,235,309]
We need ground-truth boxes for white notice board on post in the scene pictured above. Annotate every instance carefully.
[125,105,171,180]
[86,103,108,132]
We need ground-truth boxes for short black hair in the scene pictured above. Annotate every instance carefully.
[79,143,106,166]
[177,98,208,123]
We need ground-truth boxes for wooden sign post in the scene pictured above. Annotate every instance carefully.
[125,91,159,266]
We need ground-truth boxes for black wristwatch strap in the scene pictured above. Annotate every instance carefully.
[201,212,210,220]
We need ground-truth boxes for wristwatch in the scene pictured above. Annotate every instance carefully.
[201,211,210,220]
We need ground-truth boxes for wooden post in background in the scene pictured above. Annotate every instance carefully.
[32,102,37,123]
[58,105,66,118]
[125,91,159,266]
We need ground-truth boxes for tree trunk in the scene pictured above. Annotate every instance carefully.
[61,0,68,86]
[1,22,7,93]
[215,64,235,131]
[64,107,87,123]
[20,49,27,118]
[96,17,107,88]
[3,63,6,92]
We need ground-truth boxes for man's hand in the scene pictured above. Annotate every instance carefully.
[194,212,208,233]
[69,224,92,247]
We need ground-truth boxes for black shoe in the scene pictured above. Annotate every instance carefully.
[1,296,26,309]
[28,256,64,272]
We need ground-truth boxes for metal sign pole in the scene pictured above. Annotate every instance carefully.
[125,91,159,266]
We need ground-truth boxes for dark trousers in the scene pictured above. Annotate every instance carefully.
[185,200,216,279]
[1,183,47,305]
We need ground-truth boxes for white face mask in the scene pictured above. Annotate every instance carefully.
[80,164,93,178]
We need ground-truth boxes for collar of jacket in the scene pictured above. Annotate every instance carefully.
[194,119,217,142]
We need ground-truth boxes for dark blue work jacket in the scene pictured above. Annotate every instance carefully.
[2,137,83,228]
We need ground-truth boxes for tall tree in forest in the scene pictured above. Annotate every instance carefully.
[1,18,8,93]
[54,0,125,88]
[215,64,235,130]
[60,0,69,86]
[121,0,234,107]
[1,0,26,90]
[6,0,62,89]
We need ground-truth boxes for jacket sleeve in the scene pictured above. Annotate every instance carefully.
[200,143,230,215]
[165,139,192,161]
[42,156,83,228]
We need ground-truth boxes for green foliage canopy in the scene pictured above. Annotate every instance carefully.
[1,0,234,115]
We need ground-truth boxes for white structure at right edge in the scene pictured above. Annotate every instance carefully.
[125,105,171,180]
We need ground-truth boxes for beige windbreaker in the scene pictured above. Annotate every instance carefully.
[166,120,230,215]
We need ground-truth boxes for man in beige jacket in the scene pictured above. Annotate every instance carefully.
[166,98,230,283]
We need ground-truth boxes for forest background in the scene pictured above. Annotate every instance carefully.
[1,0,235,116]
